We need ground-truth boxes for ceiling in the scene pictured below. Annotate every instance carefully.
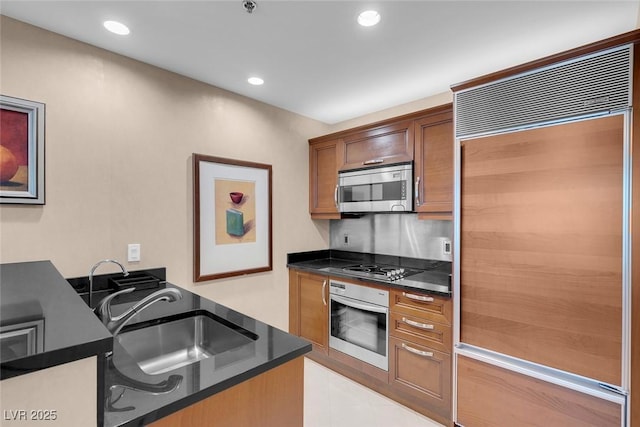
[1,1,638,124]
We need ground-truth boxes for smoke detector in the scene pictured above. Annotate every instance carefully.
[242,0,257,14]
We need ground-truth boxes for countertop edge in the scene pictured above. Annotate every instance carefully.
[0,336,113,380]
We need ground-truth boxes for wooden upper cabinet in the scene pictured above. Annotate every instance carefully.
[309,138,343,219]
[414,106,453,220]
[341,120,414,171]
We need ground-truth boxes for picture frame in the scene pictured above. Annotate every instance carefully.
[193,154,273,282]
[0,95,45,205]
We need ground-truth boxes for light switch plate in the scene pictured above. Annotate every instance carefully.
[128,243,141,262]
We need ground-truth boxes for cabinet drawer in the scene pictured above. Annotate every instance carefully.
[389,312,451,353]
[390,289,451,326]
[389,337,451,418]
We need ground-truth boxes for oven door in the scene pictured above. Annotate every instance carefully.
[329,294,388,371]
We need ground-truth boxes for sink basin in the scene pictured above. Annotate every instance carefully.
[116,310,258,375]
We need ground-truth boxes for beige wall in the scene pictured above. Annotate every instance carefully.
[0,16,449,330]
[0,16,331,330]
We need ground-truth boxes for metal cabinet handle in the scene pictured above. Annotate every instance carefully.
[334,185,339,209]
[415,176,421,207]
[402,317,434,330]
[322,280,327,306]
[401,343,433,358]
[403,292,434,303]
[362,159,384,165]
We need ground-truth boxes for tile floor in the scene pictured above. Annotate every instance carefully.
[304,358,445,427]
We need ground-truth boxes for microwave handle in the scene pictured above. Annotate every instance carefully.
[415,176,421,207]
[330,294,387,314]
[363,159,384,165]
[334,185,339,209]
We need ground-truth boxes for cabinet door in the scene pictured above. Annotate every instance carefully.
[414,107,453,219]
[389,337,451,420]
[460,114,624,385]
[289,270,328,354]
[456,356,623,427]
[341,120,414,170]
[309,139,342,219]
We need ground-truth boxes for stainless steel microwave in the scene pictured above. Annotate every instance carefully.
[337,162,413,213]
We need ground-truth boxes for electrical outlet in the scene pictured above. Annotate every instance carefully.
[128,243,141,262]
[443,239,452,255]
[343,234,349,246]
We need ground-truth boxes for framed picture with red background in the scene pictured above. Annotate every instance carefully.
[0,95,45,204]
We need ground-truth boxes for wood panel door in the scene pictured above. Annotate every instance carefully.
[309,138,342,219]
[341,120,414,170]
[460,114,624,385]
[289,270,328,354]
[456,356,622,427]
[414,107,454,219]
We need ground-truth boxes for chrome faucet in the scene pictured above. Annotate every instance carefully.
[89,259,129,308]
[94,287,183,336]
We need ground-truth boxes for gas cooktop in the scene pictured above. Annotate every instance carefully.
[341,264,422,282]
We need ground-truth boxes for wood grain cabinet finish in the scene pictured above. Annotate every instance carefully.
[460,114,624,386]
[414,106,454,220]
[456,356,622,427]
[390,288,452,326]
[150,357,304,427]
[340,120,414,171]
[389,337,451,421]
[390,311,452,353]
[309,138,343,219]
[389,289,452,425]
[288,269,329,354]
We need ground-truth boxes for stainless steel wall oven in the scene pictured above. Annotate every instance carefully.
[329,280,389,371]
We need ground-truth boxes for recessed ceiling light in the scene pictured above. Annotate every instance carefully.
[103,20,130,35]
[248,77,264,86]
[357,10,381,27]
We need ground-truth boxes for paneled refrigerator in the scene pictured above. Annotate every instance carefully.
[453,44,632,426]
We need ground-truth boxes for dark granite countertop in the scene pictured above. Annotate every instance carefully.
[103,284,311,427]
[287,249,452,296]
[0,260,113,380]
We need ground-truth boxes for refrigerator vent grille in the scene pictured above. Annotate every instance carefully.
[455,45,631,137]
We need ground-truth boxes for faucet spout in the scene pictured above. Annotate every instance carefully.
[94,287,183,336]
[89,259,129,308]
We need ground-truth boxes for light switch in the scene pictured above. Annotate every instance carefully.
[128,243,141,262]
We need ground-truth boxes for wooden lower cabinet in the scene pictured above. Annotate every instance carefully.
[456,356,623,427]
[389,337,451,423]
[288,270,453,425]
[149,357,304,427]
[289,269,329,354]
[389,289,452,425]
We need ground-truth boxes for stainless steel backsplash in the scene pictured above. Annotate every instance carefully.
[330,214,452,261]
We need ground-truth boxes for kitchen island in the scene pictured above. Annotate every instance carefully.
[0,261,311,427]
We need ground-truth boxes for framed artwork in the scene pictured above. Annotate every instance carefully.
[193,154,272,281]
[0,95,45,204]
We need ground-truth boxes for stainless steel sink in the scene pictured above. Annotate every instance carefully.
[116,311,258,375]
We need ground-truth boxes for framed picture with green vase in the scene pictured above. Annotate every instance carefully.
[193,153,272,282]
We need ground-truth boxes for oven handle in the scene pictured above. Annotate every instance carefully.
[330,294,388,314]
